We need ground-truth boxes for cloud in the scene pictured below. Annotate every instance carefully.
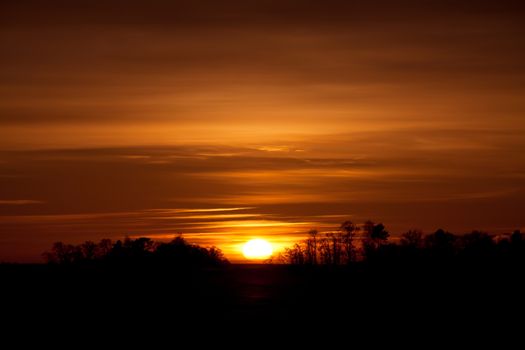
[1,0,524,142]
[1,1,524,261]
[146,207,255,213]
[0,199,43,205]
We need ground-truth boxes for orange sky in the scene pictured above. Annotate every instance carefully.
[1,0,524,262]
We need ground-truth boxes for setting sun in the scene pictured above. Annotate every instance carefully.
[242,239,273,260]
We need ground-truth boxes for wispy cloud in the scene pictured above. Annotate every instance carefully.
[0,206,332,261]
[145,207,255,213]
[0,127,524,264]
[0,199,43,205]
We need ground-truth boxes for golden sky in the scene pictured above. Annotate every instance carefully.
[1,0,524,261]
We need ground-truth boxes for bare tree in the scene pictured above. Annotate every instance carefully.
[340,221,359,264]
[80,241,97,261]
[97,239,113,258]
[327,233,342,265]
[319,236,333,265]
[43,242,81,264]
[305,229,318,265]
[283,243,306,265]
[401,230,424,248]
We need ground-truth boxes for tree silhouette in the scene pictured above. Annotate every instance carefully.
[43,235,228,266]
[319,235,333,265]
[43,242,81,264]
[459,231,495,262]
[400,230,424,248]
[371,223,389,245]
[283,243,306,265]
[340,221,359,264]
[305,229,318,265]
[511,230,524,246]
[362,221,389,260]
[425,229,457,259]
[42,222,525,270]
[277,221,525,269]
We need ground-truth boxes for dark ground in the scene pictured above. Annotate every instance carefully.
[2,263,523,329]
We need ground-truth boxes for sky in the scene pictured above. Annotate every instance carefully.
[1,0,524,262]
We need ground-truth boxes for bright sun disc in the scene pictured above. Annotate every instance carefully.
[242,239,273,260]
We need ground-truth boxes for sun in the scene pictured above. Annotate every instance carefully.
[242,238,273,260]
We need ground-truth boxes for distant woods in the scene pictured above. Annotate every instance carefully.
[42,220,525,267]
[43,236,228,267]
[277,220,390,265]
[277,220,525,266]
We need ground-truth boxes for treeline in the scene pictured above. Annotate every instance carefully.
[278,220,525,266]
[43,236,228,267]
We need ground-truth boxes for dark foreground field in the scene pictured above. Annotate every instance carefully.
[2,263,524,330]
